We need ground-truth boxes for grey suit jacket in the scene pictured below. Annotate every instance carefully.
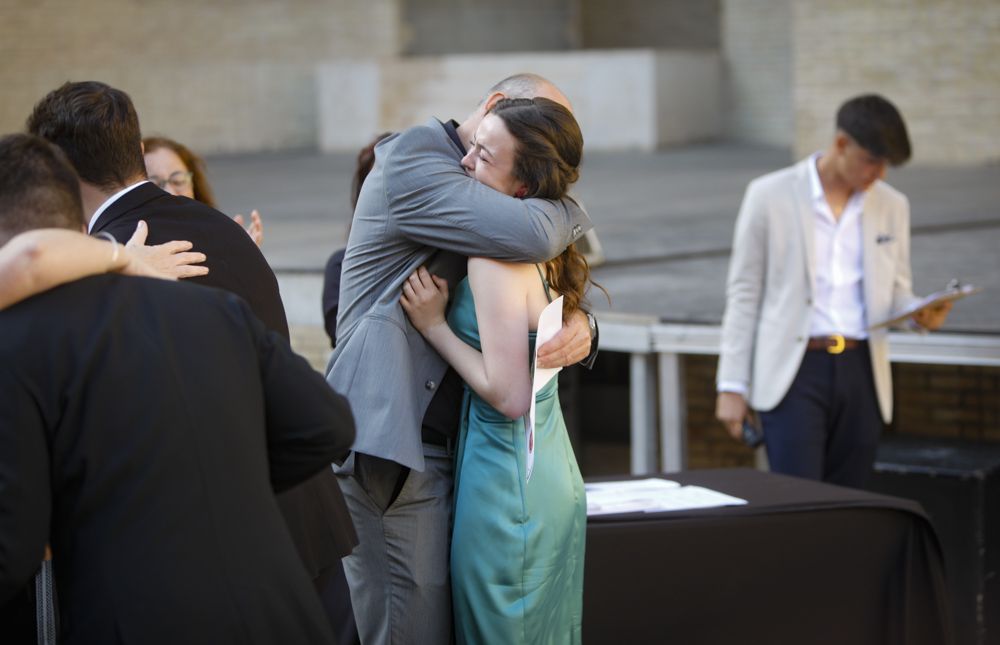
[717,157,919,423]
[327,118,591,471]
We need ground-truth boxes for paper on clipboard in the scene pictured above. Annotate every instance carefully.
[525,295,564,483]
[869,281,982,330]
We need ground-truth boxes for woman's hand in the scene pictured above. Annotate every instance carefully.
[400,266,449,333]
[233,210,264,248]
[123,220,209,280]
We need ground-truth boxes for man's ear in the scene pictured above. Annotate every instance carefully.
[833,130,850,155]
[482,92,506,113]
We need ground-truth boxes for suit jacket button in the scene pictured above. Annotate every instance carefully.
[425,380,436,390]
[806,298,813,306]
[797,336,804,342]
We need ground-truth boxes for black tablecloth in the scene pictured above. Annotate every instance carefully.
[583,468,953,645]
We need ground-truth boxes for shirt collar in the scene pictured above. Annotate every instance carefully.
[441,119,466,154]
[808,151,868,209]
[88,180,149,233]
[807,152,826,205]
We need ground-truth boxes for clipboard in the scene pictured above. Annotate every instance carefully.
[869,280,982,330]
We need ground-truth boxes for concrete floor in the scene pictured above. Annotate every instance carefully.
[206,142,1000,334]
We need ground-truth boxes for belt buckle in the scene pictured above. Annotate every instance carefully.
[827,334,846,355]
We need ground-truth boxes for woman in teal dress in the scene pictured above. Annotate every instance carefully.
[401,97,597,644]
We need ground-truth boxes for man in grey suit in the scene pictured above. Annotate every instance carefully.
[716,94,950,488]
[326,73,596,644]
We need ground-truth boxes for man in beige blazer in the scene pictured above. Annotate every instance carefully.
[716,95,950,487]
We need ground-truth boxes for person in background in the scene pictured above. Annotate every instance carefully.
[401,97,593,644]
[0,132,354,645]
[28,81,357,637]
[322,132,391,347]
[143,135,264,247]
[716,94,951,488]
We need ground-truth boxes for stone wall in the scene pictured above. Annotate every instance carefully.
[720,0,794,148]
[317,50,721,152]
[0,0,400,153]
[578,0,720,50]
[792,0,1000,164]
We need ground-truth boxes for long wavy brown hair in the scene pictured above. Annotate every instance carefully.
[490,97,604,318]
[142,136,216,208]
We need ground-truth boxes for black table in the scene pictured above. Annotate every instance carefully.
[583,468,953,645]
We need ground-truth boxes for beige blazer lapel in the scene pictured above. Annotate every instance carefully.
[861,188,882,325]
[793,160,816,294]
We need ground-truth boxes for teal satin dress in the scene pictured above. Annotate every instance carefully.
[447,276,586,645]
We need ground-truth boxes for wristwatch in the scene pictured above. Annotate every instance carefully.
[586,312,598,343]
[581,312,599,369]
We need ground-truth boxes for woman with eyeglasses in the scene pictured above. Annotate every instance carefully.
[143,136,264,247]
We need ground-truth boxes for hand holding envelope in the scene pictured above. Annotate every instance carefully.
[526,296,564,482]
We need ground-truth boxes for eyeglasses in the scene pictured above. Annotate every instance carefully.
[149,171,193,191]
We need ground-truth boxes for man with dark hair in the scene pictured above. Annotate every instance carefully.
[0,133,84,243]
[716,94,951,488]
[26,80,288,334]
[26,80,359,633]
[0,132,355,644]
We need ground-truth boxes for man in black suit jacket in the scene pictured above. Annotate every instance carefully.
[0,133,355,644]
[26,81,358,631]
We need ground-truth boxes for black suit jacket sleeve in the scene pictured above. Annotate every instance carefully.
[0,364,51,605]
[245,302,356,492]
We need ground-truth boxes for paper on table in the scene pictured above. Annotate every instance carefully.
[526,295,564,483]
[869,281,982,330]
[585,478,747,516]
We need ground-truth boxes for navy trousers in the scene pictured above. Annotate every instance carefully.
[760,342,884,488]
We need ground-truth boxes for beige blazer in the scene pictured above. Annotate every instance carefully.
[717,158,919,423]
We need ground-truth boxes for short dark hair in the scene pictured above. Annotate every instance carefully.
[836,94,911,166]
[0,133,85,245]
[26,81,147,190]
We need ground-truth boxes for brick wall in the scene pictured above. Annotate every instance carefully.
[683,356,1000,472]
[891,364,1000,441]
[0,0,400,153]
[289,326,999,476]
[792,0,1000,164]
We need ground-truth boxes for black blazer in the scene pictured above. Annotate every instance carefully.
[92,182,289,338]
[0,276,355,644]
[93,182,358,571]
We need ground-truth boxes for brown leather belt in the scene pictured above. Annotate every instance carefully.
[806,335,862,354]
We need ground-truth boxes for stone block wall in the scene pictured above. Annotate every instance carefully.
[0,0,400,153]
[792,0,1000,164]
[720,0,794,148]
[318,50,721,152]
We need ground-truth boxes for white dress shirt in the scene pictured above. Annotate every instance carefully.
[87,180,149,233]
[807,153,868,340]
[718,154,869,396]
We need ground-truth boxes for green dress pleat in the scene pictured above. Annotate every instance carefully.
[447,277,586,645]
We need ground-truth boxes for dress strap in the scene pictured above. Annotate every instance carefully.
[535,264,553,303]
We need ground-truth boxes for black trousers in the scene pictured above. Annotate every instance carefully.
[760,342,883,488]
